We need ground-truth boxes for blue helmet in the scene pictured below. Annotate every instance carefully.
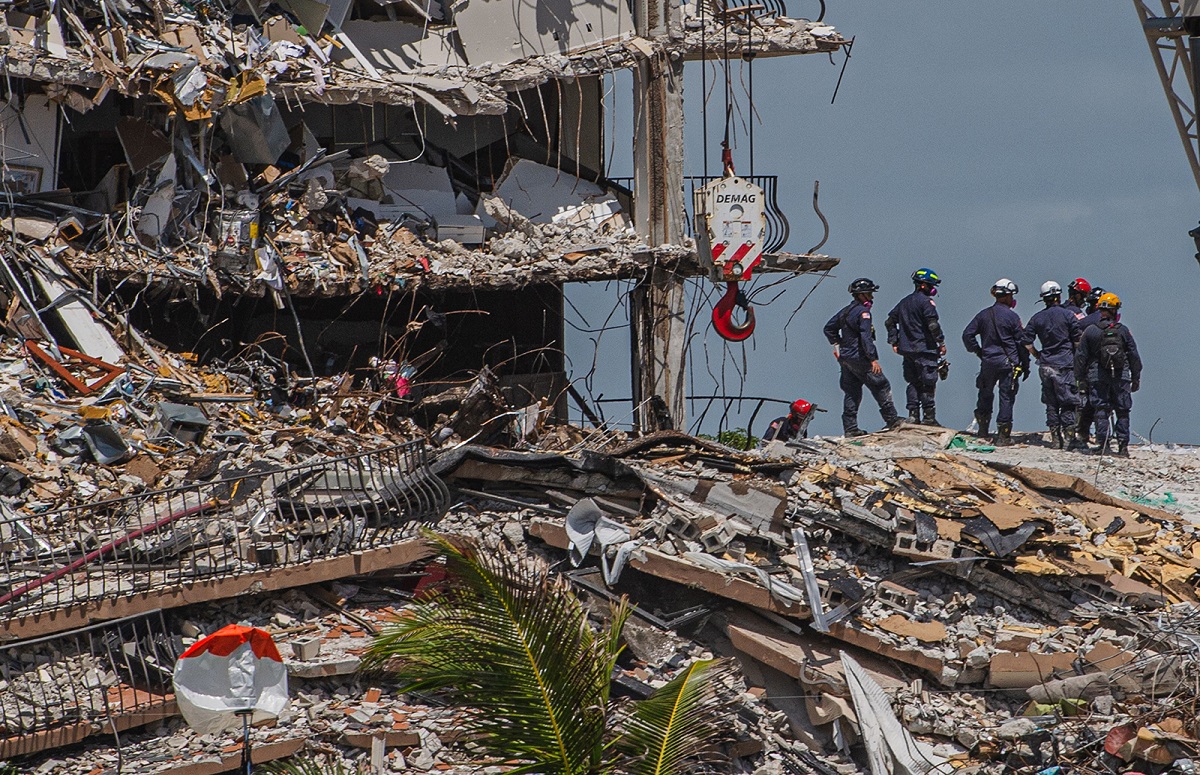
[912,268,941,286]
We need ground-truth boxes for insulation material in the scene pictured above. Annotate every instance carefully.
[451,0,632,66]
[481,159,624,229]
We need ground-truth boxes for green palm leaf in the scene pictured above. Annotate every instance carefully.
[613,659,732,775]
[362,533,630,775]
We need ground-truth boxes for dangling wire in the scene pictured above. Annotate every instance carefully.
[722,0,732,172]
[701,0,708,180]
[744,7,756,176]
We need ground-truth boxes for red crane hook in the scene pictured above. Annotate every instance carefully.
[712,281,755,341]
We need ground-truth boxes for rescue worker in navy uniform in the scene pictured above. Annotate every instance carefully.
[1079,287,1106,331]
[1064,278,1091,320]
[823,278,902,437]
[762,399,817,443]
[1023,281,1082,449]
[961,279,1029,446]
[885,268,947,426]
[1075,292,1142,457]
[1073,285,1108,449]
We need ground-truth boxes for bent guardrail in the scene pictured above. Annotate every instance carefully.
[0,441,449,621]
[0,610,178,757]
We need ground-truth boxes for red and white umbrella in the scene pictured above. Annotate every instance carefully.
[173,624,290,734]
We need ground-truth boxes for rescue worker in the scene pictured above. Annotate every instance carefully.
[885,268,947,426]
[1080,287,1107,329]
[1064,278,1090,320]
[1073,285,1109,449]
[1075,292,1142,457]
[1024,281,1081,449]
[823,278,902,437]
[762,399,817,443]
[961,279,1029,446]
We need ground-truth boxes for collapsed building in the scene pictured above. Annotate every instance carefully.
[9,1,1200,774]
[6,405,1200,773]
[0,0,840,438]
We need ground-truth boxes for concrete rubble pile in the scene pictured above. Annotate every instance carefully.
[443,429,1200,774]
[8,417,1200,773]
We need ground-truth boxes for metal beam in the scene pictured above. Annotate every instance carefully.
[1135,0,1200,192]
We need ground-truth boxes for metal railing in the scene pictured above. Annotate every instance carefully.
[0,610,178,749]
[608,175,791,254]
[0,442,449,620]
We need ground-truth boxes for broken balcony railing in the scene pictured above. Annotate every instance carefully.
[0,441,449,620]
[0,610,178,756]
[610,175,791,254]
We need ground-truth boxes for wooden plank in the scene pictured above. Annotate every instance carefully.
[2,539,434,640]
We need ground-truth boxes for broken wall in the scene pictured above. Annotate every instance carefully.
[0,95,58,195]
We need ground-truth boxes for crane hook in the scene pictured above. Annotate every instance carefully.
[712,281,755,341]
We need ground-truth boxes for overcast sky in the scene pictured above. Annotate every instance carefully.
[564,0,1200,444]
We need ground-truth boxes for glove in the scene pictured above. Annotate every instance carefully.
[1132,379,1140,393]
[1021,367,1030,382]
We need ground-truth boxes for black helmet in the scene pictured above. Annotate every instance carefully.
[1086,287,1105,306]
[848,278,879,294]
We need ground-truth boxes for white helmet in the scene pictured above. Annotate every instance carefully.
[1039,281,1061,299]
[991,278,1018,296]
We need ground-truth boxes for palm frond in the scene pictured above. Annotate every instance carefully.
[362,532,628,775]
[613,658,733,775]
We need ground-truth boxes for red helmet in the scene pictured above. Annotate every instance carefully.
[790,399,813,416]
[1068,277,1091,294]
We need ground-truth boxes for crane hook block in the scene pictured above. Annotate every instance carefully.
[712,281,755,341]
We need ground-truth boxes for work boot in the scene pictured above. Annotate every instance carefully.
[1115,440,1130,458]
[1049,426,1063,450]
[994,423,1013,447]
[921,410,941,427]
[974,412,991,438]
[905,409,921,424]
[845,428,868,438]
[1066,428,1086,452]
[885,417,905,432]
[1093,438,1110,456]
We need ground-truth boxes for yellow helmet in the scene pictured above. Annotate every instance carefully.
[1096,292,1121,310]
